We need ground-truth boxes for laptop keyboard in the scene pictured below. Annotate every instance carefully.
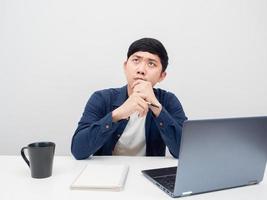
[154,174,176,191]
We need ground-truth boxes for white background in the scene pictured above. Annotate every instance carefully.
[0,0,266,155]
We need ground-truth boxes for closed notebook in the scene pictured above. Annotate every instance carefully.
[70,164,129,191]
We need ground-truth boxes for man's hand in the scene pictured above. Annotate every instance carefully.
[112,80,163,122]
[132,80,162,117]
[132,80,156,103]
[112,92,149,122]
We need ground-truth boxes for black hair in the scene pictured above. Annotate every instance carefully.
[127,38,169,72]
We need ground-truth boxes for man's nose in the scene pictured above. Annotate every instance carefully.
[137,62,146,75]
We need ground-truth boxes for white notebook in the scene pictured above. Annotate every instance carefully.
[70,164,129,191]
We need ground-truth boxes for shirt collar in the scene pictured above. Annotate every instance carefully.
[113,85,129,107]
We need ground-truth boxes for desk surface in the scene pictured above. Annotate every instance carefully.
[0,156,266,200]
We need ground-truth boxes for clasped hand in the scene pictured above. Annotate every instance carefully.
[112,80,161,122]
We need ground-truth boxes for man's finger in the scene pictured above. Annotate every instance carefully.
[133,92,147,100]
[132,79,146,89]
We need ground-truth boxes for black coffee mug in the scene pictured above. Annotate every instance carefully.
[21,142,55,178]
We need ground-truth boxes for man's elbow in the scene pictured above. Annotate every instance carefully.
[71,139,90,160]
[71,147,89,160]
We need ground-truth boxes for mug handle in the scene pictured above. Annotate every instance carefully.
[21,147,30,167]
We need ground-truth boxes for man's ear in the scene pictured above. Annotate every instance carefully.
[159,71,167,83]
[123,61,127,71]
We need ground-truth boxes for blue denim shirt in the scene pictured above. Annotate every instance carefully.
[71,85,187,159]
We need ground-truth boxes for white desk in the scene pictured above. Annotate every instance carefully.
[0,156,266,200]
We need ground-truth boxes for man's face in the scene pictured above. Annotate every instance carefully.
[124,51,166,88]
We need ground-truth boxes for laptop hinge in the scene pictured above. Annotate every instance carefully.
[182,191,193,196]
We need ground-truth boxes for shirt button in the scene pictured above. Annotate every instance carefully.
[159,122,163,127]
[105,124,110,129]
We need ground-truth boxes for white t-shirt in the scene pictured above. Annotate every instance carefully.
[113,112,146,156]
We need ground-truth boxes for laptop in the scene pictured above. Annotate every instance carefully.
[142,116,267,198]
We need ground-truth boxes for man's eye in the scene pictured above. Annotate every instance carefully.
[132,58,139,63]
[148,62,156,67]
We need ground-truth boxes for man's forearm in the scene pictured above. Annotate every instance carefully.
[71,113,118,159]
[112,108,123,122]
[153,107,186,158]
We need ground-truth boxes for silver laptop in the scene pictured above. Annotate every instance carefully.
[142,116,267,198]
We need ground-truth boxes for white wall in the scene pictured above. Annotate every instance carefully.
[0,0,266,155]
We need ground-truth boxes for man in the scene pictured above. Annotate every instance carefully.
[71,38,187,160]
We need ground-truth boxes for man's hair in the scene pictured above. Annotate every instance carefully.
[127,38,169,72]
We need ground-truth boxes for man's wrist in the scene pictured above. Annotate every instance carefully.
[150,103,162,117]
[112,108,122,122]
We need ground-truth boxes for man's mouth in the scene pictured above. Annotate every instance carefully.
[134,77,146,81]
